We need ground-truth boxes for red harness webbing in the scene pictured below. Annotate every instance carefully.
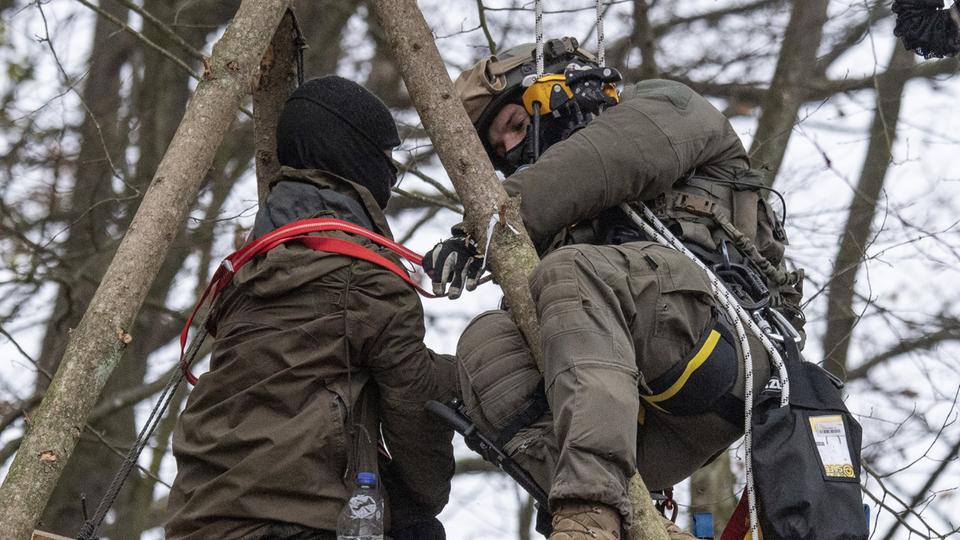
[179,218,435,384]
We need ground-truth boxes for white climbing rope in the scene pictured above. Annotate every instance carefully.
[595,0,606,67]
[534,0,544,76]
[524,2,788,534]
[620,203,790,540]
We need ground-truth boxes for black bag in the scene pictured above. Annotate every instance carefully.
[751,358,868,540]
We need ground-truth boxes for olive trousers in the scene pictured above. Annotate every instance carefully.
[457,242,770,521]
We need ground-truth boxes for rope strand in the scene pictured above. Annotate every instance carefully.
[620,203,790,540]
[595,0,606,67]
[535,0,544,76]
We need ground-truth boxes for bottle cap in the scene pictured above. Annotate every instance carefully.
[356,471,377,487]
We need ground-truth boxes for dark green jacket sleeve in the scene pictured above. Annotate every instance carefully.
[503,79,748,251]
[352,270,457,526]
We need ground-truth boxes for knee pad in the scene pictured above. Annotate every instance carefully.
[457,310,543,438]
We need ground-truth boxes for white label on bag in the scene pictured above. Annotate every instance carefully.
[809,415,856,478]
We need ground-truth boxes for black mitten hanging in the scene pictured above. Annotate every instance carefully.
[892,0,960,58]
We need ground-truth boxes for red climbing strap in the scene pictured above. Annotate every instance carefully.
[179,218,435,384]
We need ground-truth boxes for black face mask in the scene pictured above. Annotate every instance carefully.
[502,125,537,175]
[499,110,592,176]
[277,77,401,209]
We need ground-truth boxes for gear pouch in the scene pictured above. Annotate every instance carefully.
[751,359,868,540]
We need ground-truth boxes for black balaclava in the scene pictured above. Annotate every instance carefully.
[277,76,401,208]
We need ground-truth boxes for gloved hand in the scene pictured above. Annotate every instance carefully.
[422,226,484,299]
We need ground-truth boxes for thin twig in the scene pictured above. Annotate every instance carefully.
[399,206,441,244]
[394,158,461,203]
[73,0,198,78]
[392,187,463,214]
[0,324,53,382]
[82,425,172,488]
[107,0,205,60]
[475,0,497,54]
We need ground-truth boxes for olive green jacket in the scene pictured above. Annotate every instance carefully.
[166,169,456,539]
[504,79,749,253]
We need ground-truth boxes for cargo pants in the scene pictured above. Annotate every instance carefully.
[457,241,771,521]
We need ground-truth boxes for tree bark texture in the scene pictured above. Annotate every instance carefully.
[626,473,670,540]
[368,2,665,538]
[689,452,737,538]
[254,9,298,200]
[35,0,131,391]
[822,44,914,379]
[368,0,543,368]
[0,2,291,536]
[748,0,828,184]
[35,1,134,530]
[39,2,242,531]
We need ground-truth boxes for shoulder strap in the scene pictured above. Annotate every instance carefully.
[179,218,435,384]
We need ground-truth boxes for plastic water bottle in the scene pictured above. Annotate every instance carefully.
[336,471,384,540]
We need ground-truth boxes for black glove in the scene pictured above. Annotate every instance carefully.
[422,227,484,299]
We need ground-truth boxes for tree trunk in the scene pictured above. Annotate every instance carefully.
[39,2,240,532]
[633,0,660,80]
[368,0,543,368]
[0,2,291,536]
[368,2,665,539]
[365,3,408,108]
[35,1,133,531]
[254,9,299,199]
[689,452,737,538]
[298,0,362,76]
[822,44,914,379]
[748,0,828,184]
[35,0,130,392]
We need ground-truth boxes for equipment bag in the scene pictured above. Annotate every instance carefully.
[749,356,868,540]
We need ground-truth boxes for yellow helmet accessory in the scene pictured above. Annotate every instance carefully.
[521,74,619,116]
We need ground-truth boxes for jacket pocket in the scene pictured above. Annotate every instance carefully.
[650,249,715,347]
[312,387,350,487]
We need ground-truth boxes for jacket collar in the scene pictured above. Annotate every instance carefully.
[271,166,394,240]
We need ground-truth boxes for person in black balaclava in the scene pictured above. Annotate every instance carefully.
[166,76,456,540]
[278,75,401,208]
[250,76,403,239]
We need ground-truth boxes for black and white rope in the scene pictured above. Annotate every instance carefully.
[76,323,208,539]
[619,203,790,540]
[534,0,544,76]
[595,0,606,67]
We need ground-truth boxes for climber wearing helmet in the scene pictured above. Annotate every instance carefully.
[424,37,806,540]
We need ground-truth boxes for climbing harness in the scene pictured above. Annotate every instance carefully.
[621,201,789,540]
[524,1,791,536]
[179,217,436,383]
[78,216,435,539]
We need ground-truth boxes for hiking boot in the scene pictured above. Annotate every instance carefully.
[661,515,697,540]
[549,500,621,540]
